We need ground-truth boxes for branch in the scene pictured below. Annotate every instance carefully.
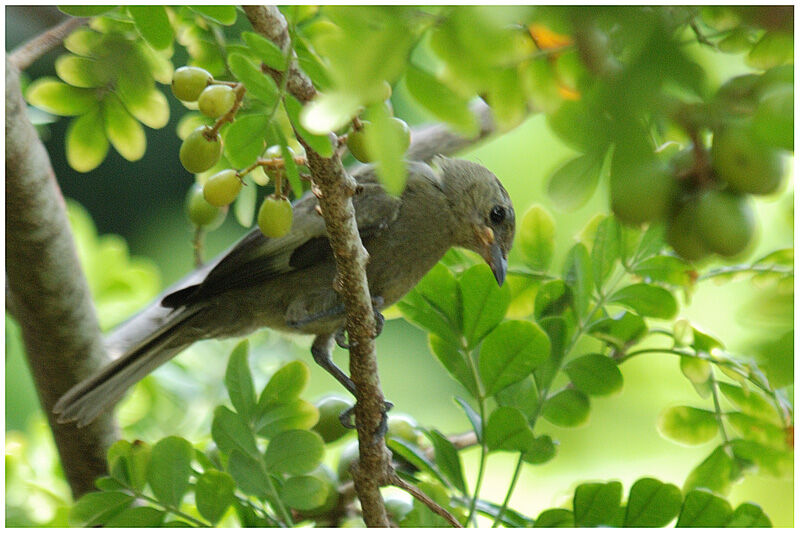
[5,57,119,497]
[8,16,88,71]
[390,473,464,527]
[243,5,391,526]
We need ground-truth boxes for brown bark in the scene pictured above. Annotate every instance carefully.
[5,57,119,497]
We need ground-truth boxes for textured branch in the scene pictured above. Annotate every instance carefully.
[244,5,391,526]
[5,57,119,497]
[8,16,87,71]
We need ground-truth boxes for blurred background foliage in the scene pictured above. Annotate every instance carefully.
[5,5,793,527]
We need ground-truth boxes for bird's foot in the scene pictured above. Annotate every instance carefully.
[334,297,385,350]
[339,400,395,444]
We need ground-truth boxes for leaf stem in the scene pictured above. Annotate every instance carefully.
[124,488,212,527]
[462,343,488,526]
[490,454,525,528]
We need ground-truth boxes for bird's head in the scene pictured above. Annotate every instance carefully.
[436,157,515,286]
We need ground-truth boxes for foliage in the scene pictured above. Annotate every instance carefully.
[10,3,794,528]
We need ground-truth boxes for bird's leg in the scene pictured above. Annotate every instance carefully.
[311,334,357,396]
[334,296,385,350]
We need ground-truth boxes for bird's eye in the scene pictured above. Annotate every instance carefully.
[489,205,505,224]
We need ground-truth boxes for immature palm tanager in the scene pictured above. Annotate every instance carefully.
[54,156,515,426]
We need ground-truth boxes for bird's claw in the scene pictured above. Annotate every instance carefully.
[338,400,394,444]
[333,301,386,350]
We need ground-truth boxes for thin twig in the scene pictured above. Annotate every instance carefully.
[9,16,88,70]
[390,473,464,528]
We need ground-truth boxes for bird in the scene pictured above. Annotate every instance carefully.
[54,156,516,427]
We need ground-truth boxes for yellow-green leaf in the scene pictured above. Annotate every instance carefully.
[66,108,109,172]
[26,78,97,116]
[103,94,146,161]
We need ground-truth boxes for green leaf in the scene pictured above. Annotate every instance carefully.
[55,55,106,88]
[397,263,461,345]
[363,103,408,195]
[429,334,478,397]
[225,340,256,422]
[234,174,257,227]
[258,360,310,409]
[542,389,590,427]
[103,507,165,527]
[102,94,145,162]
[58,6,115,16]
[534,280,572,319]
[425,429,467,494]
[284,94,333,157]
[66,107,109,172]
[300,90,361,135]
[691,326,724,353]
[280,475,330,510]
[404,65,478,136]
[264,429,324,475]
[107,439,150,491]
[631,255,692,287]
[228,53,278,105]
[147,436,194,508]
[680,356,712,384]
[211,405,259,459]
[190,5,237,25]
[496,375,539,419]
[624,478,681,527]
[608,283,677,319]
[522,435,557,465]
[387,437,450,489]
[565,354,623,396]
[129,6,173,50]
[117,85,169,130]
[658,406,718,445]
[573,481,623,527]
[563,243,593,319]
[243,31,288,71]
[717,382,781,424]
[676,489,733,527]
[459,264,511,348]
[195,470,236,524]
[547,153,603,211]
[587,311,647,349]
[227,449,270,499]
[683,446,736,494]
[26,78,97,116]
[485,406,535,453]
[726,412,786,448]
[535,317,569,391]
[479,320,551,396]
[64,28,103,57]
[272,125,303,197]
[518,204,556,271]
[256,398,319,438]
[747,32,793,70]
[224,113,269,168]
[95,476,125,492]
[730,439,793,477]
[455,396,483,442]
[486,66,528,130]
[591,216,620,288]
[69,491,134,527]
[726,503,772,527]
[535,508,574,528]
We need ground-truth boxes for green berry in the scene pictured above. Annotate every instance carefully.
[696,190,755,256]
[665,200,710,262]
[347,125,371,163]
[391,116,411,154]
[386,414,421,444]
[257,195,293,238]
[180,127,223,174]
[203,169,242,207]
[337,440,359,482]
[300,465,340,516]
[753,84,793,152]
[186,183,226,229]
[712,121,784,195]
[172,66,212,102]
[198,84,236,119]
[312,396,353,444]
[610,157,677,226]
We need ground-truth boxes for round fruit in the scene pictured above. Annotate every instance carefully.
[172,66,212,102]
[347,124,371,163]
[203,169,242,207]
[665,201,710,262]
[384,498,413,523]
[180,127,223,174]
[312,396,353,444]
[198,84,236,119]
[257,195,293,238]
[695,190,755,256]
[711,122,784,195]
[386,414,421,445]
[186,183,226,229]
[337,440,359,482]
[391,117,411,153]
[610,156,677,226]
[753,84,793,152]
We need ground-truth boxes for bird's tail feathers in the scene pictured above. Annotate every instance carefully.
[54,307,203,427]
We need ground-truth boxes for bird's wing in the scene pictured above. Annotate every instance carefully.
[161,182,401,308]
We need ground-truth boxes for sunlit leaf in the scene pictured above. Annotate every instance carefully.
[129,6,173,50]
[66,107,108,172]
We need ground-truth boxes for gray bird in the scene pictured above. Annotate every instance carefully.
[54,156,515,426]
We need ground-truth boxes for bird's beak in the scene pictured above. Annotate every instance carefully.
[475,225,508,286]
[488,242,507,286]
